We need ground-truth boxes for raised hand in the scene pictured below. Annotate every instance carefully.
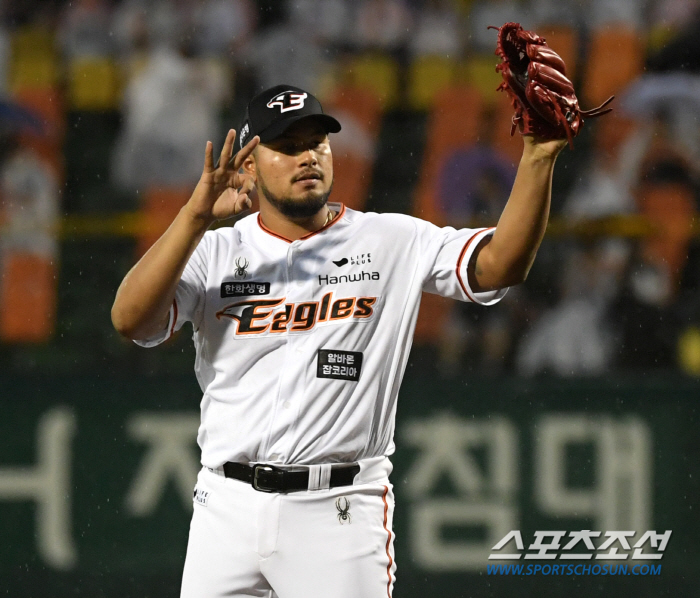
[185,129,260,224]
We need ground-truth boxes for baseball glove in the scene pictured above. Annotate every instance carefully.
[490,22,614,148]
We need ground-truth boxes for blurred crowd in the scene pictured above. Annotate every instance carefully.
[1,0,700,378]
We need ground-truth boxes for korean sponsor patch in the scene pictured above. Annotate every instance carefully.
[317,350,363,381]
[221,282,270,297]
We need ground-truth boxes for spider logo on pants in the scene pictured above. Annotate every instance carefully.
[336,497,351,524]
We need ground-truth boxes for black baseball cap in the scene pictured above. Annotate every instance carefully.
[233,84,341,153]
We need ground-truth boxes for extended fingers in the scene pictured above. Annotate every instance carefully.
[203,140,214,172]
[218,129,237,170]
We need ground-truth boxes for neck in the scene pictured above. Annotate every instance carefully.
[258,200,334,241]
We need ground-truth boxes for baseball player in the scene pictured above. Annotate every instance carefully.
[112,84,566,597]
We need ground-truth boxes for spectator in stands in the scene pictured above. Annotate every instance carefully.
[112,0,189,82]
[0,10,9,97]
[647,1,700,71]
[438,285,536,376]
[146,0,189,51]
[0,135,58,257]
[408,0,464,58]
[552,116,640,374]
[192,0,257,58]
[651,0,700,32]
[562,117,642,219]
[589,0,647,31]
[57,0,114,60]
[611,251,680,370]
[111,36,226,191]
[469,0,529,53]
[242,3,327,93]
[0,134,60,343]
[438,145,516,225]
[434,142,519,375]
[325,107,377,162]
[617,140,699,371]
[355,0,412,52]
[623,74,700,165]
[530,0,581,27]
[287,0,355,51]
[0,133,59,304]
[516,245,619,376]
[112,0,149,59]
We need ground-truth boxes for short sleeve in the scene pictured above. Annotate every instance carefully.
[133,232,210,347]
[418,219,508,305]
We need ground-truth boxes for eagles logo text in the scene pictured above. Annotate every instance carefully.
[216,292,377,335]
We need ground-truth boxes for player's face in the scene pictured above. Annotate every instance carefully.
[248,119,334,219]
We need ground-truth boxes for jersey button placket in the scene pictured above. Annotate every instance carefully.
[289,241,304,288]
[264,242,301,462]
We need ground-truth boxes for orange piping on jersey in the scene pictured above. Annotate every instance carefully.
[169,299,178,338]
[256,219,292,243]
[257,204,346,243]
[456,228,495,302]
[382,485,394,598]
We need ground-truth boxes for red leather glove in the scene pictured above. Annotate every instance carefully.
[491,22,614,148]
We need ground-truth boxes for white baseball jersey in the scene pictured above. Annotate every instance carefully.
[136,203,505,468]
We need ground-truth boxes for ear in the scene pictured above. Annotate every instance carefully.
[241,151,257,182]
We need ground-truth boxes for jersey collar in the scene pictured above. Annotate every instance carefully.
[257,203,346,243]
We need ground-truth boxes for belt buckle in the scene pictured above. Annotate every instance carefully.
[252,464,284,493]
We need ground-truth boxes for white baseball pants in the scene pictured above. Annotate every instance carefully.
[180,463,396,598]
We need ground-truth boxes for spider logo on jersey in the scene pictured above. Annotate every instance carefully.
[234,257,249,279]
[266,91,308,113]
[215,292,377,335]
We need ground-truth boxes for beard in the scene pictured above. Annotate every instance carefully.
[257,172,333,219]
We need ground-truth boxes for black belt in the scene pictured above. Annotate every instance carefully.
[223,462,361,493]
